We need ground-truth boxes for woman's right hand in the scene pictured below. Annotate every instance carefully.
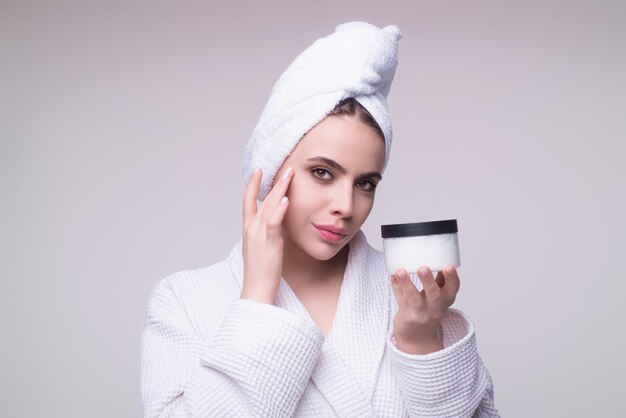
[240,166,293,304]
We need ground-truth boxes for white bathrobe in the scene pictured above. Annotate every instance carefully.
[140,230,499,417]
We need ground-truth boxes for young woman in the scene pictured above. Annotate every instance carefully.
[140,22,499,417]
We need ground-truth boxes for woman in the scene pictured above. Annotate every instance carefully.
[140,22,499,417]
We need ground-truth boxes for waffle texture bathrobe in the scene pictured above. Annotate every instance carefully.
[140,230,499,417]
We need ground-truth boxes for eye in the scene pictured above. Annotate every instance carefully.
[357,179,377,192]
[311,167,333,180]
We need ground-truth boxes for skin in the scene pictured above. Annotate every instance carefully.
[241,114,460,354]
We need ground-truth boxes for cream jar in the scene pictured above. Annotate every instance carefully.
[381,219,460,274]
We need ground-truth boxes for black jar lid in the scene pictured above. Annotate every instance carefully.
[381,219,458,238]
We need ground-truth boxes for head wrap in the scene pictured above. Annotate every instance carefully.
[243,21,402,201]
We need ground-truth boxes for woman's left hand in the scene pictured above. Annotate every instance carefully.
[390,266,460,355]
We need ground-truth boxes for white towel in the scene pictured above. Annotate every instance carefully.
[242,21,402,201]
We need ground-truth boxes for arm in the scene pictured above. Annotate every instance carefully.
[387,309,499,417]
[140,279,324,418]
[389,267,499,417]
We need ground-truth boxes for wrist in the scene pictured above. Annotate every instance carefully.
[240,286,275,305]
[393,324,443,355]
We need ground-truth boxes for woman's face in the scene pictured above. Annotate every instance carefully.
[273,115,386,261]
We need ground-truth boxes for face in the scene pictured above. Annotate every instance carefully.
[272,115,386,261]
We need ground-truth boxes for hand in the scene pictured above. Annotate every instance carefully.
[240,167,294,304]
[390,265,461,354]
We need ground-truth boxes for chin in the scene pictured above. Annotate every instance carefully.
[313,249,341,261]
[283,225,351,261]
[308,240,350,261]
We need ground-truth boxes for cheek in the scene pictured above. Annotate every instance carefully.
[355,194,376,219]
[283,177,310,222]
[286,174,318,202]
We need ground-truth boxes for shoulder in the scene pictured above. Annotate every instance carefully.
[145,254,241,339]
[152,239,243,303]
[158,259,236,300]
[363,240,387,274]
[353,229,386,267]
[366,243,385,262]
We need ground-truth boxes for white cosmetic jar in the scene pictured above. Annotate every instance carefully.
[381,219,461,274]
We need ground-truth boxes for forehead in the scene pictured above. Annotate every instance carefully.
[290,116,386,170]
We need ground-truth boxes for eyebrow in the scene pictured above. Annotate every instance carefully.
[306,156,382,181]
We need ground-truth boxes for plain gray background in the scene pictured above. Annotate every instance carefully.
[3,1,625,417]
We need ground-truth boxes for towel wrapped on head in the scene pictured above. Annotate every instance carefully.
[242,21,402,201]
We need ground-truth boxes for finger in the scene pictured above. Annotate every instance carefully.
[389,274,404,301]
[441,265,461,296]
[417,266,441,298]
[435,271,445,288]
[394,268,421,301]
[243,168,262,227]
[265,195,289,239]
[260,166,293,220]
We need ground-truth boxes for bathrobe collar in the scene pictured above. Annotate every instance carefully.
[228,230,390,416]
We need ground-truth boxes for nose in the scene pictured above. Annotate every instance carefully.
[330,182,354,218]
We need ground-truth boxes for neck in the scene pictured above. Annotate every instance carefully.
[281,236,350,289]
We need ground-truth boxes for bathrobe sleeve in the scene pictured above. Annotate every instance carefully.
[387,309,499,418]
[140,278,325,418]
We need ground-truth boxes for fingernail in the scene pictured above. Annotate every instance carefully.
[418,266,429,278]
[396,270,406,280]
[250,167,261,179]
[281,166,292,182]
[280,196,288,205]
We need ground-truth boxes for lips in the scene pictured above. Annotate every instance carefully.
[313,224,348,243]
[313,224,347,236]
